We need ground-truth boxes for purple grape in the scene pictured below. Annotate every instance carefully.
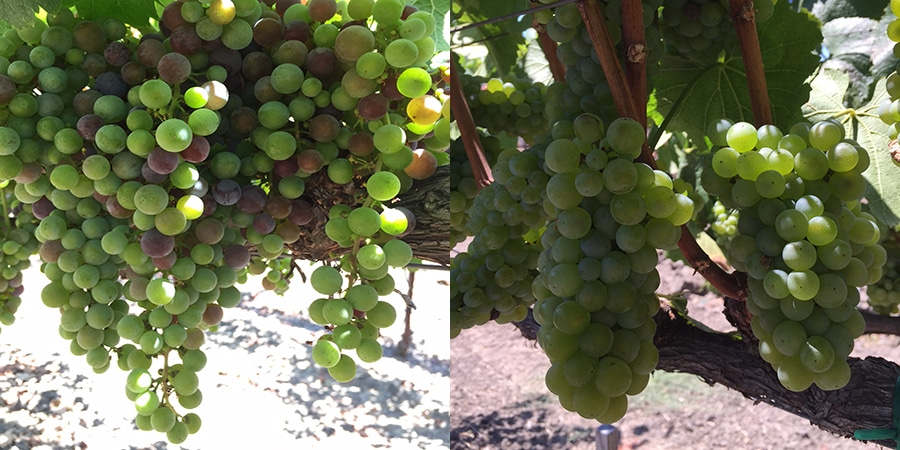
[212,179,241,206]
[236,185,266,214]
[222,244,251,270]
[141,228,176,259]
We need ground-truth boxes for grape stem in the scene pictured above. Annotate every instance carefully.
[0,189,11,231]
[450,59,494,188]
[577,0,639,122]
[621,0,647,129]
[677,227,746,300]
[577,0,657,169]
[160,349,171,404]
[729,0,773,126]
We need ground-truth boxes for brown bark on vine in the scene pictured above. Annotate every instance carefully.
[729,0,773,127]
[286,166,450,266]
[512,308,899,447]
[450,59,493,188]
[532,16,566,82]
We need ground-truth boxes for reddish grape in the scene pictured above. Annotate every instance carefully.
[236,185,267,214]
[140,228,176,259]
[223,244,251,269]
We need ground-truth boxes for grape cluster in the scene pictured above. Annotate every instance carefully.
[0,0,444,443]
[533,117,693,422]
[449,133,504,247]
[709,199,739,243]
[459,74,549,144]
[702,119,883,392]
[865,227,900,315]
[878,0,900,145]
[0,182,38,334]
[537,2,617,124]
[449,144,546,337]
[659,0,773,64]
[454,2,692,423]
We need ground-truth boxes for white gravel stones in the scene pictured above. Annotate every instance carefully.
[0,265,449,449]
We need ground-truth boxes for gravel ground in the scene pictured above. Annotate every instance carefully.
[0,260,450,450]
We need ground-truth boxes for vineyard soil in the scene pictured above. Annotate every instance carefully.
[450,255,900,450]
[0,262,450,450]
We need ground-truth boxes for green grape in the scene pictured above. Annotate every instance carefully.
[188,109,219,136]
[184,86,208,109]
[384,39,418,68]
[371,0,403,26]
[172,369,199,396]
[156,119,193,152]
[328,354,357,382]
[139,80,173,109]
[544,139,581,174]
[396,67,431,98]
[726,122,758,153]
[356,338,383,362]
[367,301,396,328]
[310,265,343,295]
[366,172,401,201]
[270,63,304,94]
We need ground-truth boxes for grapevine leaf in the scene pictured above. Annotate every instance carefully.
[522,37,553,84]
[0,0,60,27]
[412,0,450,52]
[74,0,157,27]
[807,0,890,22]
[872,11,900,86]
[452,0,529,77]
[804,68,900,226]
[821,16,898,107]
[654,0,821,149]
[653,57,752,151]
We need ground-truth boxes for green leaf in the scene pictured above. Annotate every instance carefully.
[807,0,890,22]
[412,0,450,52]
[821,16,898,107]
[522,37,553,84]
[75,0,157,27]
[0,0,60,27]
[451,0,529,77]
[654,0,821,149]
[804,68,900,226]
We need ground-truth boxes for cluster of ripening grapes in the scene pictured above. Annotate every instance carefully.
[534,117,693,422]
[709,199,739,243]
[866,233,900,315]
[702,119,883,392]
[0,183,38,335]
[449,140,546,336]
[880,1,900,146]
[0,0,446,443]
[448,133,505,247]
[660,0,774,64]
[459,74,549,144]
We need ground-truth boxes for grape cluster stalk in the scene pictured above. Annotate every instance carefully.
[0,0,447,443]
